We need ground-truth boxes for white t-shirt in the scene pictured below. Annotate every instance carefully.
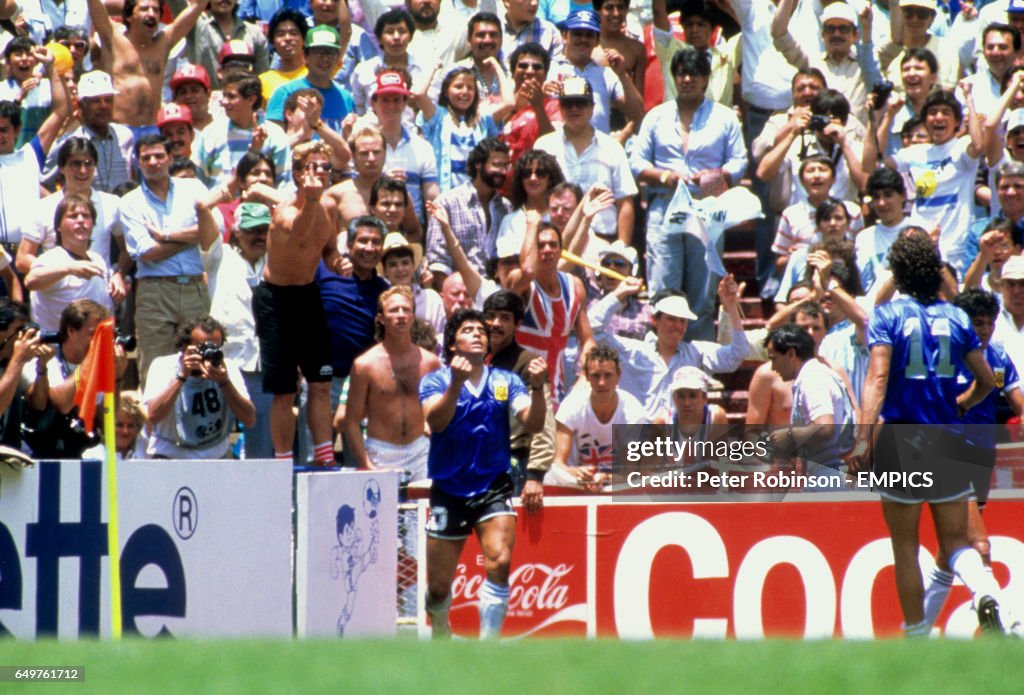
[555,385,646,472]
[791,358,855,466]
[25,190,123,266]
[892,137,978,271]
[28,247,113,332]
[143,353,250,459]
[855,219,909,293]
[0,142,43,246]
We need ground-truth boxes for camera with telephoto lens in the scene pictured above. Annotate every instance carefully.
[807,114,831,133]
[198,341,224,367]
[22,322,61,344]
[870,80,894,110]
[115,333,137,352]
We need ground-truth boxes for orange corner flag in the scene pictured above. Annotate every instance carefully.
[73,317,117,433]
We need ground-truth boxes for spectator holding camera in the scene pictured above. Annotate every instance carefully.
[143,314,255,460]
[0,299,37,450]
[757,88,866,210]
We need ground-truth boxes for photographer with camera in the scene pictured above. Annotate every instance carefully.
[0,298,39,450]
[756,88,867,211]
[142,315,255,460]
[20,300,126,458]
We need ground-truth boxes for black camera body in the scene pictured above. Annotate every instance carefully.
[198,341,224,367]
[808,114,831,133]
[870,80,894,110]
[23,322,61,344]
[116,333,137,352]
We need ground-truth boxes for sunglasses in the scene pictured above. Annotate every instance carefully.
[560,99,592,110]
[523,168,550,179]
[60,40,89,51]
[822,24,853,35]
[302,162,333,172]
[601,258,629,269]
[902,7,935,20]
[516,61,545,71]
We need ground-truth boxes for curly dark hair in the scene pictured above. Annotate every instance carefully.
[584,343,621,375]
[954,288,1000,321]
[509,150,564,209]
[174,315,227,351]
[888,233,943,304]
[442,308,488,364]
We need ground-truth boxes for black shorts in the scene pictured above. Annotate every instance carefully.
[871,423,974,503]
[253,280,334,394]
[426,473,516,540]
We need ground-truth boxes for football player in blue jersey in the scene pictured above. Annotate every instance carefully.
[419,308,547,638]
[853,233,1016,637]
[917,288,1024,632]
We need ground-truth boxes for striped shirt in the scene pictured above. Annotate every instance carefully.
[515,271,584,402]
[195,117,290,188]
[424,181,511,276]
[502,17,564,59]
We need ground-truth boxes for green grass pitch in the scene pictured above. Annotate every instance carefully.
[1,637,1020,694]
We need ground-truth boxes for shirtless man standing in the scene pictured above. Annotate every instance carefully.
[87,0,208,130]
[343,285,441,481]
[254,141,344,466]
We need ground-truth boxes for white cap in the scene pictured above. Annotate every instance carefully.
[653,295,698,321]
[821,2,857,26]
[899,0,937,9]
[77,71,119,99]
[495,234,522,260]
[663,366,720,395]
[1003,255,1024,281]
[1008,109,1024,133]
[597,240,639,273]
[704,186,765,238]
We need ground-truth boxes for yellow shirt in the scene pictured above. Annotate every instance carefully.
[259,66,309,104]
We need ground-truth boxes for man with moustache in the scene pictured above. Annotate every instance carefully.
[157,103,196,160]
[424,137,511,281]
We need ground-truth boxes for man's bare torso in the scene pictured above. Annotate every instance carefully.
[264,195,339,285]
[360,343,437,444]
[98,30,173,126]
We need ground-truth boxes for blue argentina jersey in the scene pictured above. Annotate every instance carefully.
[868,298,981,424]
[958,342,1020,427]
[420,366,530,497]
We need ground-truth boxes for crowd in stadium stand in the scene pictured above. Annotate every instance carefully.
[3,0,1024,494]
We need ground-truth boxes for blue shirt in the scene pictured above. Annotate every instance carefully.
[121,177,208,278]
[868,297,980,424]
[420,365,529,497]
[630,98,747,202]
[239,0,309,22]
[265,76,355,133]
[315,262,389,379]
[958,342,1020,446]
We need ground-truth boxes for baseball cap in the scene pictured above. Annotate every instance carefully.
[1008,109,1024,133]
[170,64,211,92]
[379,232,423,269]
[495,234,522,260]
[238,202,272,230]
[1003,255,1024,281]
[219,39,255,65]
[899,0,937,10]
[820,2,857,26]
[653,295,698,321]
[77,70,119,99]
[306,24,342,51]
[559,77,594,102]
[1011,0,1024,14]
[157,102,192,129]
[669,366,715,393]
[562,9,601,33]
[597,240,638,272]
[373,70,410,98]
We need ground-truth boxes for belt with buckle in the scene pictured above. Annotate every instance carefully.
[139,275,203,285]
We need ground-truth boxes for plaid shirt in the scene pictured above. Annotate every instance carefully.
[502,17,563,60]
[425,181,511,276]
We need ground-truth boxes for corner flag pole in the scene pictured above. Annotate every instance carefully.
[73,317,122,639]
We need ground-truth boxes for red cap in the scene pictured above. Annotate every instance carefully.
[372,70,410,99]
[170,64,211,93]
[219,39,255,64]
[157,102,193,129]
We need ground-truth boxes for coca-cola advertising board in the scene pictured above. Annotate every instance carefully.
[423,495,1024,639]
